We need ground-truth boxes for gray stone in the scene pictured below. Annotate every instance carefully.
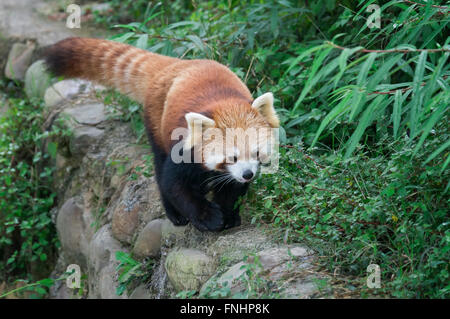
[4,41,36,80]
[88,225,124,273]
[34,2,56,16]
[56,198,89,268]
[203,261,247,296]
[133,219,163,258]
[69,126,104,156]
[256,246,313,271]
[63,103,108,125]
[111,178,162,244]
[0,0,106,49]
[207,227,274,264]
[97,264,127,299]
[49,281,80,299]
[138,176,164,225]
[87,226,128,299]
[111,198,140,244]
[200,245,318,298]
[24,60,52,99]
[0,97,9,116]
[165,248,217,292]
[282,280,320,299]
[44,80,103,108]
[130,285,153,299]
[161,219,187,242]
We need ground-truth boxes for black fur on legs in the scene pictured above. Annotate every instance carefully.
[160,155,225,232]
[213,182,248,229]
[143,115,189,226]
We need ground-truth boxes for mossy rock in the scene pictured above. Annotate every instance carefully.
[24,60,52,99]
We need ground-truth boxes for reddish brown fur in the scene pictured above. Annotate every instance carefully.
[45,37,271,153]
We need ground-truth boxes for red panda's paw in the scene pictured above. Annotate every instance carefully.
[224,213,241,230]
[192,202,225,232]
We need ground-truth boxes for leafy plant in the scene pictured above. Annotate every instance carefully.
[0,84,69,283]
[247,121,449,298]
[0,264,84,299]
[115,251,154,296]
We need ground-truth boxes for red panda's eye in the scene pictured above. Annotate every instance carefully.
[233,156,238,163]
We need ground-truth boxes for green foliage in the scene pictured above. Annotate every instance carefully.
[0,83,69,282]
[0,268,86,299]
[229,255,280,299]
[115,251,154,296]
[0,278,55,299]
[175,289,197,299]
[247,119,449,298]
[101,89,147,142]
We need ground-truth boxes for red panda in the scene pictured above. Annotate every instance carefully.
[44,37,279,231]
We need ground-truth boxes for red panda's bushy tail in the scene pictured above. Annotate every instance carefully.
[44,37,177,103]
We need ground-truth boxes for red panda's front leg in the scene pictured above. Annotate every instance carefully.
[213,182,249,229]
[160,158,225,232]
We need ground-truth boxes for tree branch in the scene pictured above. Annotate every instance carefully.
[327,41,450,53]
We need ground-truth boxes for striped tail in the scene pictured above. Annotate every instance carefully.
[44,37,177,104]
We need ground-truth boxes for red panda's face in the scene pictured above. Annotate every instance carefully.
[201,126,275,183]
[184,92,279,184]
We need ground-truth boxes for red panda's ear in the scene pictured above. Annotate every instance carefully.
[252,92,280,128]
[184,112,216,150]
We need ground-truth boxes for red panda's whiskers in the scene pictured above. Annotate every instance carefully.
[209,174,232,189]
[217,175,235,192]
[201,172,229,186]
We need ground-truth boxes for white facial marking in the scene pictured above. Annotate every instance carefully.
[227,160,259,183]
[204,154,225,170]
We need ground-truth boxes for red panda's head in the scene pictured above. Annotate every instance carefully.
[183,93,279,184]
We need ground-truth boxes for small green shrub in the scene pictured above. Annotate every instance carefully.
[115,251,154,296]
[0,82,68,283]
[247,120,449,298]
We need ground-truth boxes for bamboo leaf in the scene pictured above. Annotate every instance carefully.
[409,51,427,138]
[348,52,377,121]
[135,34,148,50]
[293,47,333,110]
[424,139,450,166]
[367,54,403,91]
[412,102,447,157]
[334,47,363,87]
[441,154,450,174]
[311,93,352,147]
[284,44,329,75]
[424,52,449,103]
[345,95,388,159]
[393,90,402,139]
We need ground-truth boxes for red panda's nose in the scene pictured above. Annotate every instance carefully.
[242,170,254,181]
